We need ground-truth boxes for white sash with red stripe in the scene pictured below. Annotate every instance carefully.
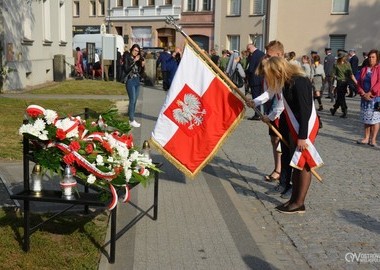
[282,98,323,170]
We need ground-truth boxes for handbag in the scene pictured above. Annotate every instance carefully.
[374,96,380,111]
[231,67,244,88]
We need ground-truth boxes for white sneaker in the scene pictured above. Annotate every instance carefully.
[129,120,141,128]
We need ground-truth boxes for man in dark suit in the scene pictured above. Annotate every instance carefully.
[347,49,359,97]
[246,43,265,120]
[156,47,172,91]
[323,47,336,101]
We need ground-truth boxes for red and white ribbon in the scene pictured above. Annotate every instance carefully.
[108,184,118,210]
[52,142,118,180]
[123,185,130,203]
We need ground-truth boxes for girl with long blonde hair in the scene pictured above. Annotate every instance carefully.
[257,56,322,214]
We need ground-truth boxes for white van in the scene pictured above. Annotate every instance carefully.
[73,33,124,54]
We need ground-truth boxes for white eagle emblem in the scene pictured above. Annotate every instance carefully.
[173,94,206,129]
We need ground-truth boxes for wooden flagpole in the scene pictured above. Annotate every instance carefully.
[165,16,322,182]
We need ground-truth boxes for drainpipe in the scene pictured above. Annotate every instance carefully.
[265,0,271,45]
[107,0,111,33]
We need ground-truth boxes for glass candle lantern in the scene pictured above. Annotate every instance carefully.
[31,164,42,194]
[60,165,77,199]
[142,140,151,159]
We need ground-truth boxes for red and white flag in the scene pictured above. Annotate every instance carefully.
[151,44,245,177]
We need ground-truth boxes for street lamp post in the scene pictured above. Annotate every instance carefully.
[107,0,111,34]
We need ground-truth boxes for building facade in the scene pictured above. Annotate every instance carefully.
[72,0,108,35]
[215,0,380,59]
[105,0,214,51]
[269,0,380,58]
[0,0,73,92]
[214,0,267,53]
[177,0,215,52]
[107,0,181,50]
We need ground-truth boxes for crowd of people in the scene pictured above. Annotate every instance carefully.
[75,42,379,213]
[74,47,106,80]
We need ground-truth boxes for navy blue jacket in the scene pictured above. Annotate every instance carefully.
[156,51,171,71]
[247,49,265,86]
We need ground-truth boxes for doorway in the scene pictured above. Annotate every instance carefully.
[157,28,176,49]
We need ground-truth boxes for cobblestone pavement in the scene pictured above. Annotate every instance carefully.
[217,95,380,269]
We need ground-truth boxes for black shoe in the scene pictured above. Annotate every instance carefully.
[248,115,261,121]
[340,113,347,118]
[318,105,323,111]
[330,108,336,116]
[275,204,306,214]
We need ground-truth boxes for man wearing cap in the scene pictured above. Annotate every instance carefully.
[323,47,336,101]
[347,49,359,97]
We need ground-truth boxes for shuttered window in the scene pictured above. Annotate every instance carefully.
[253,0,265,15]
[330,35,346,54]
[228,35,240,51]
[187,0,196,11]
[229,0,241,16]
[203,0,212,11]
[332,0,349,14]
[254,35,264,51]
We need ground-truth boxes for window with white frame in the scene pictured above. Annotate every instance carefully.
[229,0,241,16]
[23,1,33,41]
[42,0,51,41]
[148,0,155,5]
[253,0,265,15]
[117,0,123,7]
[330,35,346,54]
[165,0,172,5]
[250,34,263,51]
[187,0,196,11]
[99,0,105,16]
[132,0,138,6]
[90,1,96,16]
[228,35,240,51]
[73,1,80,16]
[203,0,212,11]
[332,0,349,14]
[59,0,66,43]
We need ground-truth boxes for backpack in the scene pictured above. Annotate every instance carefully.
[231,66,244,88]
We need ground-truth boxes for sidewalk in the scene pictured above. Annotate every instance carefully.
[1,87,379,269]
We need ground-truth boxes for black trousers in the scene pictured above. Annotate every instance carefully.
[333,81,348,111]
[162,71,169,91]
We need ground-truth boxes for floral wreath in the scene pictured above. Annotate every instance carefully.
[19,105,159,210]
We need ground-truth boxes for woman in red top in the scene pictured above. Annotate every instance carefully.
[356,49,380,147]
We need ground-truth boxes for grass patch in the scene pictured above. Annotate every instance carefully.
[0,81,126,269]
[29,80,126,95]
[0,207,109,270]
